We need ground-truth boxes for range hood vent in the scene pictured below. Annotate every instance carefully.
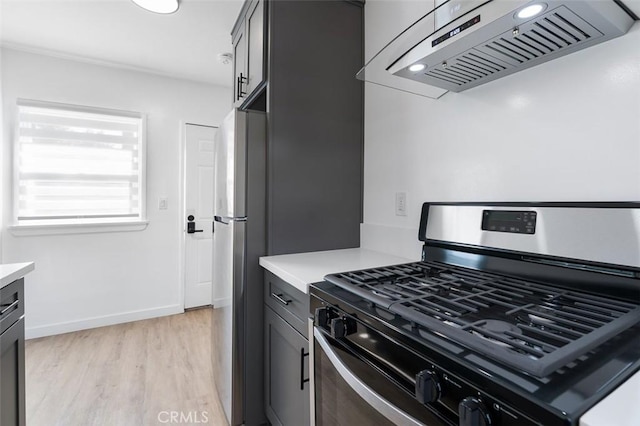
[358,1,636,97]
[421,5,604,91]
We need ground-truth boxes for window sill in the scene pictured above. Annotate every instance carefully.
[9,221,149,236]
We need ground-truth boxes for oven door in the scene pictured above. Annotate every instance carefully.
[309,320,450,426]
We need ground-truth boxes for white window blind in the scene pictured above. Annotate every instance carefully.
[14,100,146,226]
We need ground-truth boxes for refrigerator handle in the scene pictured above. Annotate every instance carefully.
[214,215,229,225]
[214,215,248,225]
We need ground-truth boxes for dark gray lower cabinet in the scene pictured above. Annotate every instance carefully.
[265,305,309,426]
[0,279,26,426]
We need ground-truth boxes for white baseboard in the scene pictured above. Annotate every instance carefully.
[212,297,231,308]
[25,304,184,340]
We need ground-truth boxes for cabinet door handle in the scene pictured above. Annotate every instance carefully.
[239,73,247,98]
[300,347,310,390]
[270,292,291,306]
[0,299,19,316]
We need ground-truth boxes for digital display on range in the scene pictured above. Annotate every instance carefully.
[482,210,536,234]
[432,15,481,48]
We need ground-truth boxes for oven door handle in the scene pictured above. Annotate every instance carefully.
[313,327,425,426]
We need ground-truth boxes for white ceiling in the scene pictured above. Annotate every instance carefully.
[0,0,244,87]
[2,0,639,89]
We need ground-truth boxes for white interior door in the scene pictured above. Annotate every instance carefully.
[185,124,217,309]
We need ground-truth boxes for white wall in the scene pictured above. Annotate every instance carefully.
[0,48,4,262]
[361,3,640,259]
[1,48,232,338]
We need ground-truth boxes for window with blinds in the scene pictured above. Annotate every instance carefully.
[14,100,146,226]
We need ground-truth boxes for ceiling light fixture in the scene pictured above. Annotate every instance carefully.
[409,63,426,72]
[516,3,547,19]
[131,0,179,14]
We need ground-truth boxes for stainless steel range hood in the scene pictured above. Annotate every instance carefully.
[358,0,636,97]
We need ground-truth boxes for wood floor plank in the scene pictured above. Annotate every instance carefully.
[25,308,228,426]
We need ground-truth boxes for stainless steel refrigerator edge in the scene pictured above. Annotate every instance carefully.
[212,109,266,426]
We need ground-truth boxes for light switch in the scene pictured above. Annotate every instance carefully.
[159,197,168,210]
[395,192,407,216]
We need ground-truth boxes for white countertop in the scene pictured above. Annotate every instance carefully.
[0,262,35,290]
[259,248,412,294]
[580,369,640,426]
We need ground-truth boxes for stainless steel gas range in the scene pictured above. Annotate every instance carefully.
[309,203,640,426]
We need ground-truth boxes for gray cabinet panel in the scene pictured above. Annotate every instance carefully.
[264,306,310,426]
[232,24,246,104]
[0,278,26,426]
[244,111,268,426]
[246,0,265,95]
[267,0,364,255]
[1,318,25,426]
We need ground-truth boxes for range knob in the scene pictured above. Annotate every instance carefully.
[458,397,491,426]
[415,370,440,404]
[314,307,330,327]
[330,316,357,339]
[330,317,346,338]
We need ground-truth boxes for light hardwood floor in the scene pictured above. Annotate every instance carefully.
[25,308,228,426]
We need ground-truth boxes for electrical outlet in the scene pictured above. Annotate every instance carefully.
[159,197,168,210]
[395,192,407,216]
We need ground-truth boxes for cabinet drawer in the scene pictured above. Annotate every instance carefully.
[264,271,309,338]
[1,279,24,335]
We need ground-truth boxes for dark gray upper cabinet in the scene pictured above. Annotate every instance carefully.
[266,0,364,255]
[232,0,267,106]
[232,0,364,255]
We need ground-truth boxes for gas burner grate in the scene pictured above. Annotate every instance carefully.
[326,261,640,377]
